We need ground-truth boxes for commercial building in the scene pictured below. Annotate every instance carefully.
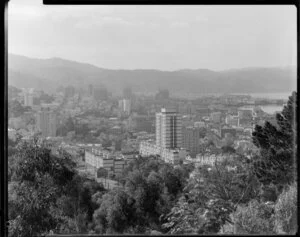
[129,115,155,133]
[119,99,131,115]
[36,108,57,137]
[194,153,229,167]
[156,107,182,149]
[182,126,200,158]
[84,147,130,175]
[225,114,240,127]
[139,140,187,165]
[210,112,222,123]
[194,121,206,128]
[238,108,256,119]
[24,92,33,107]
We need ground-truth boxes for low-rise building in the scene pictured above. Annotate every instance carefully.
[194,121,206,128]
[210,112,222,123]
[225,114,239,127]
[139,140,187,165]
[85,146,130,175]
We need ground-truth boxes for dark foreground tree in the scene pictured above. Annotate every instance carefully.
[252,91,297,189]
[8,136,76,237]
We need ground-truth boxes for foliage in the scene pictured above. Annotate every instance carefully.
[273,182,297,234]
[8,100,31,118]
[162,155,260,234]
[8,136,107,236]
[8,136,88,236]
[162,196,206,234]
[93,189,136,234]
[57,117,75,136]
[221,145,236,154]
[97,167,108,178]
[92,156,193,234]
[232,200,275,234]
[252,91,297,187]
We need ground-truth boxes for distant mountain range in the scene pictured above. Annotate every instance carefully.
[8,54,297,95]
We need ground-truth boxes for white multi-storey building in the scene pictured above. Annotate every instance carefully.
[24,92,33,107]
[119,99,131,114]
[139,140,187,165]
[156,108,182,149]
[225,114,240,127]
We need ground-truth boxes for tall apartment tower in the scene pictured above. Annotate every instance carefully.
[119,99,131,115]
[24,92,33,107]
[156,108,182,149]
[36,108,57,137]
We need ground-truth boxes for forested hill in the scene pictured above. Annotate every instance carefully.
[8,54,296,94]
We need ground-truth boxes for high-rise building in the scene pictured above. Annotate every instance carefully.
[119,99,131,114]
[156,107,182,149]
[36,108,57,137]
[182,126,200,157]
[119,99,130,114]
[24,92,33,107]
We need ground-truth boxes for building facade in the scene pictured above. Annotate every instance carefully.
[139,140,186,165]
[119,99,131,115]
[156,108,182,149]
[24,92,33,107]
[225,114,240,127]
[210,112,222,123]
[85,147,129,175]
[36,108,57,137]
[182,126,200,158]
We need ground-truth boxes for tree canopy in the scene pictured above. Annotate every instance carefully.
[252,91,297,188]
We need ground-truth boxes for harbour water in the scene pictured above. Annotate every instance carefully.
[172,92,295,100]
[259,104,284,114]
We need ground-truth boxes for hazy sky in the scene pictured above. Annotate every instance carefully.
[8,1,297,71]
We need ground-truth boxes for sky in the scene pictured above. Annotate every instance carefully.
[8,1,297,71]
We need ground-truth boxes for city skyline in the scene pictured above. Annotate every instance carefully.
[5,2,297,236]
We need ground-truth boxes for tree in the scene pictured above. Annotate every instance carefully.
[93,189,136,234]
[97,167,108,178]
[273,182,297,234]
[162,156,260,234]
[221,145,236,154]
[57,117,75,137]
[8,136,77,237]
[252,91,297,189]
[232,200,276,234]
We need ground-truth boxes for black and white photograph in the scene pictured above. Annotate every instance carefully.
[5,1,297,236]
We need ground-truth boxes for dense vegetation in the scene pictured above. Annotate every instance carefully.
[8,92,297,236]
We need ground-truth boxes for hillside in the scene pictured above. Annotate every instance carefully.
[8,54,297,94]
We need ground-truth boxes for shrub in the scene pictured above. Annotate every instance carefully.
[274,182,297,234]
[232,200,275,234]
